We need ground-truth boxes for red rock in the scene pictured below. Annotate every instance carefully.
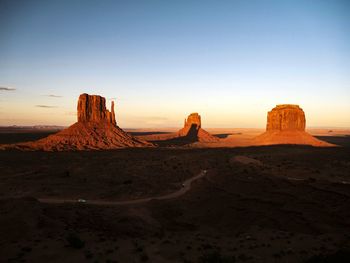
[178,113,201,137]
[77,93,116,125]
[266,104,305,131]
[21,121,150,151]
[138,113,219,145]
[5,93,151,151]
[178,113,219,142]
[197,128,220,143]
[253,104,333,147]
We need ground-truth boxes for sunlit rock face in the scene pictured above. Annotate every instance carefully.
[2,93,151,151]
[178,113,202,137]
[252,104,333,147]
[77,93,116,126]
[266,104,306,131]
[185,113,201,129]
[177,113,219,143]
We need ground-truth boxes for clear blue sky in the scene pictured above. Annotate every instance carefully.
[1,0,349,128]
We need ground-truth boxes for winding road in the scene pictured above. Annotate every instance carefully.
[38,170,207,206]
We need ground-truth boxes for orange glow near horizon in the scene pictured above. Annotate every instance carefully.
[1,91,349,129]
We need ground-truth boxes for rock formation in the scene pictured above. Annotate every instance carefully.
[178,113,201,137]
[253,104,333,147]
[77,93,116,125]
[2,93,151,151]
[266,104,305,131]
[177,113,219,143]
[135,112,219,145]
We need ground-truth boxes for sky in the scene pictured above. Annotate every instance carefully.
[0,0,349,128]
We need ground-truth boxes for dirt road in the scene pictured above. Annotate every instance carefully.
[38,170,207,206]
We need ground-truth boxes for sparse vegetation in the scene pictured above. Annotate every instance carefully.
[66,233,85,249]
[140,252,149,262]
[84,250,94,259]
[199,251,236,263]
[304,249,350,263]
[1,139,350,262]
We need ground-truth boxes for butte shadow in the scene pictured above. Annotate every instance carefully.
[0,93,152,151]
[252,104,335,147]
[140,113,220,146]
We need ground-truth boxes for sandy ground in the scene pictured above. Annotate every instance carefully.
[0,128,350,262]
[128,127,350,147]
[1,127,349,147]
[38,170,207,206]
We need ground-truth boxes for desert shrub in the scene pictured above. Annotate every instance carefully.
[66,233,85,249]
[199,251,236,263]
[304,249,350,263]
[84,250,94,259]
[21,246,32,253]
[123,179,133,184]
[140,252,149,261]
[105,248,114,254]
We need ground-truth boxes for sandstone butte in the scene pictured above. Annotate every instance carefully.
[1,93,152,151]
[253,104,334,147]
[134,113,219,144]
[77,93,116,125]
[177,113,219,143]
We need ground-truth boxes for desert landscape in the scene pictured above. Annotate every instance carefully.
[0,93,350,263]
[1,1,350,262]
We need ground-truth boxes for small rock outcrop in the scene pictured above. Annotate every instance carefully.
[77,93,116,125]
[2,93,151,151]
[178,113,201,137]
[266,104,305,131]
[177,113,219,143]
[137,112,219,145]
[253,104,333,147]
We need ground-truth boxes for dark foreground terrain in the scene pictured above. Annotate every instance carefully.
[0,127,62,145]
[1,134,350,262]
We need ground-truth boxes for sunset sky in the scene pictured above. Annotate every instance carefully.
[1,0,349,128]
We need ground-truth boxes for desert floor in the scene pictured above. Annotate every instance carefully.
[0,128,350,262]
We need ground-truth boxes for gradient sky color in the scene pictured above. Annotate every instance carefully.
[1,0,349,128]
